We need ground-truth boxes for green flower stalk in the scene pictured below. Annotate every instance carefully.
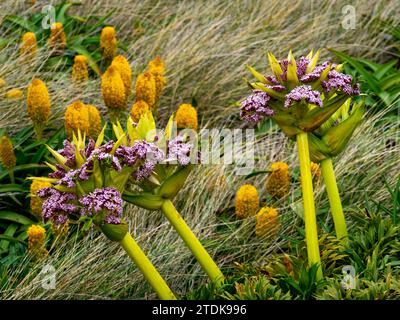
[240,50,361,279]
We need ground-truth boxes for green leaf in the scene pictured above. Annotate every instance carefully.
[0,235,26,245]
[0,184,25,193]
[0,223,18,251]
[69,44,101,75]
[0,164,46,181]
[0,211,34,225]
[4,15,38,32]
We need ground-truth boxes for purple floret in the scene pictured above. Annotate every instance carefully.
[284,85,323,108]
[322,70,360,95]
[167,136,193,165]
[240,90,274,123]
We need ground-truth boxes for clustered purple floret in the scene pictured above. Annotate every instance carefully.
[166,136,193,165]
[79,187,123,224]
[240,90,274,123]
[322,70,360,95]
[284,85,323,108]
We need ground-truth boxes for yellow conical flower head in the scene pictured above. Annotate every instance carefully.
[27,78,51,126]
[134,72,156,109]
[64,101,90,137]
[100,26,117,62]
[6,88,23,99]
[72,55,89,83]
[0,136,16,170]
[176,103,198,131]
[310,161,321,184]
[235,184,260,219]
[51,220,69,239]
[130,100,151,123]
[30,180,52,218]
[20,32,37,59]
[255,207,280,237]
[87,104,102,138]
[266,162,290,199]
[101,65,126,111]
[148,56,166,103]
[27,224,48,258]
[0,78,6,88]
[111,55,132,100]
[48,22,67,51]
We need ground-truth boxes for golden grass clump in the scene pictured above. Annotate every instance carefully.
[134,72,156,110]
[20,32,37,60]
[48,22,67,52]
[266,162,290,199]
[111,55,132,101]
[64,101,90,137]
[175,103,198,131]
[72,55,89,84]
[235,184,259,219]
[255,207,279,237]
[101,65,126,115]
[30,180,52,218]
[27,224,48,258]
[100,26,117,62]
[0,136,16,171]
[130,100,151,123]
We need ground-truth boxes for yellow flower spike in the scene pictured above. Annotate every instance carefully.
[30,180,52,218]
[20,32,37,60]
[148,56,165,75]
[267,52,283,82]
[255,207,280,237]
[111,55,132,100]
[27,224,48,258]
[0,135,16,171]
[102,65,126,121]
[134,72,156,109]
[265,162,291,199]
[72,55,89,84]
[100,26,117,62]
[27,78,51,139]
[86,104,102,138]
[235,184,260,219]
[175,103,198,131]
[148,56,166,104]
[51,220,69,239]
[64,101,90,138]
[6,88,23,99]
[306,49,320,73]
[130,100,151,123]
[48,22,67,53]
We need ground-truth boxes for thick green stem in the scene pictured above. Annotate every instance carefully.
[296,132,323,280]
[320,157,348,241]
[119,233,177,300]
[161,200,224,286]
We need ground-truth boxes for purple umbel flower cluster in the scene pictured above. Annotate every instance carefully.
[322,70,360,95]
[279,56,310,81]
[37,188,78,225]
[284,85,323,108]
[240,90,274,123]
[167,136,193,165]
[79,187,123,224]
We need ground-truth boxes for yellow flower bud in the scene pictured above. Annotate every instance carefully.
[135,72,156,109]
[72,55,89,84]
[87,104,102,138]
[148,56,165,75]
[48,22,67,52]
[112,55,132,100]
[27,224,48,257]
[30,180,52,218]
[101,65,126,112]
[176,103,198,131]
[148,56,166,103]
[0,136,16,171]
[6,88,23,99]
[130,100,151,123]
[20,32,37,59]
[100,26,117,62]
[51,220,69,239]
[27,78,51,127]
[266,162,290,199]
[255,207,279,237]
[64,101,90,137]
[235,184,259,219]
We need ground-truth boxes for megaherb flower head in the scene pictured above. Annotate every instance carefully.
[64,101,90,137]
[27,78,51,139]
[30,180,52,218]
[255,207,279,237]
[112,55,132,100]
[6,88,23,99]
[135,72,156,110]
[175,104,198,131]
[27,224,48,258]
[100,26,117,63]
[72,55,89,84]
[20,32,37,60]
[148,56,166,104]
[102,65,126,121]
[0,135,16,171]
[265,162,290,199]
[87,104,102,138]
[48,22,67,53]
[235,184,260,219]
[130,100,151,123]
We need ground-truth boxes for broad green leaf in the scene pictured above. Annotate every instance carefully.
[0,211,34,225]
